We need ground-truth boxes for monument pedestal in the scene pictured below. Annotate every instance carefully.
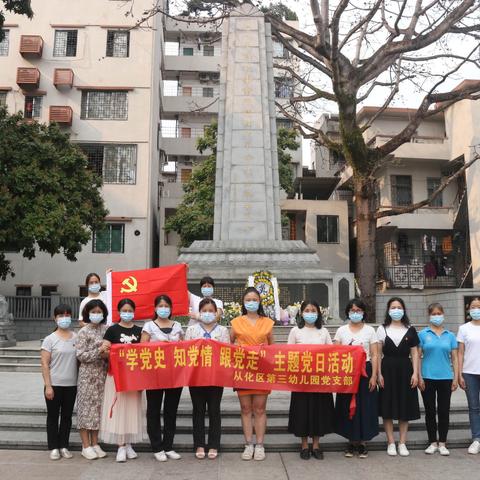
[0,296,16,347]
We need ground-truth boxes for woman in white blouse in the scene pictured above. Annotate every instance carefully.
[141,294,184,463]
[334,298,379,459]
[287,300,334,460]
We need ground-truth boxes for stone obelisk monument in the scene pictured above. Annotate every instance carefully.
[178,4,350,316]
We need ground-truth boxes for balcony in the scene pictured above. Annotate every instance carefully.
[53,68,74,88]
[161,125,210,156]
[16,68,40,89]
[377,206,454,230]
[162,85,220,113]
[164,54,220,73]
[19,35,43,57]
[49,106,73,126]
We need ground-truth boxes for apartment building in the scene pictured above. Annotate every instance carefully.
[0,0,163,296]
[312,92,480,322]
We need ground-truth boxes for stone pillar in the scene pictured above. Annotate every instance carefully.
[214,4,282,241]
[0,295,16,347]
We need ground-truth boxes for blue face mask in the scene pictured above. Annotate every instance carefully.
[303,312,318,324]
[349,311,364,323]
[57,316,71,330]
[430,314,444,326]
[89,313,103,324]
[88,283,101,294]
[470,308,480,321]
[201,286,214,297]
[200,311,216,324]
[120,311,134,322]
[245,301,259,312]
[156,307,171,319]
[389,308,404,321]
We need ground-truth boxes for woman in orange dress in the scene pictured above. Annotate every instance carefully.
[230,287,274,462]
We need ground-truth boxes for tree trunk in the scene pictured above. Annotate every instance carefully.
[354,177,378,322]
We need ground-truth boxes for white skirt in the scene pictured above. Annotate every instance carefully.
[99,374,147,445]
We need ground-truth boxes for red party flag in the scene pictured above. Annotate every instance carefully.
[107,264,189,323]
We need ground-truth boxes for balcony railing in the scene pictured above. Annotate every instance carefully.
[5,296,83,320]
[161,125,207,139]
[382,266,458,289]
[163,85,219,97]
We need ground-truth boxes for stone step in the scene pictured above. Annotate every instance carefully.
[0,348,41,357]
[0,355,42,364]
[0,412,471,433]
[0,429,473,452]
[0,363,41,372]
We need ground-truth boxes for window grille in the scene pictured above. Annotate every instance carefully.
[80,90,128,120]
[53,30,77,56]
[106,30,130,57]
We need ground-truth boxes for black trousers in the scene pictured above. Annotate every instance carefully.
[189,386,224,450]
[146,387,182,453]
[45,386,77,450]
[421,379,452,443]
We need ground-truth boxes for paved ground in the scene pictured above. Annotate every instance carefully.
[0,449,478,480]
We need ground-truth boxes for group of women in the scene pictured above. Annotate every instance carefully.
[40,272,480,461]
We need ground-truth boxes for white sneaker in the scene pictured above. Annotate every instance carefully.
[424,443,438,455]
[387,443,397,456]
[398,443,410,457]
[438,445,450,456]
[92,444,107,458]
[116,446,127,463]
[468,440,480,454]
[154,451,168,462]
[165,450,181,460]
[49,449,61,460]
[60,448,73,459]
[81,447,98,460]
[126,444,138,459]
[253,445,266,461]
[241,444,254,461]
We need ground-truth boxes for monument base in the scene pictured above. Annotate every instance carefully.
[0,324,16,347]
[178,240,354,320]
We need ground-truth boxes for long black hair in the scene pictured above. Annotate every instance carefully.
[383,296,410,327]
[153,294,173,320]
[241,287,266,316]
[82,299,108,324]
[118,298,136,311]
[297,299,323,329]
[85,272,101,286]
[345,298,367,322]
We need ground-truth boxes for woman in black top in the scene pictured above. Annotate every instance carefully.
[99,299,145,463]
[377,297,420,457]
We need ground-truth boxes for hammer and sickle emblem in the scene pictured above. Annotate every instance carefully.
[120,276,138,294]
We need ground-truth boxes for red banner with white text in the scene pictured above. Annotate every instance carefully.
[110,340,366,397]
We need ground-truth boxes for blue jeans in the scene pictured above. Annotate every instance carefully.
[463,373,480,441]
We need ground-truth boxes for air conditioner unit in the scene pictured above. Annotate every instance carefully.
[199,72,210,83]
[210,72,220,83]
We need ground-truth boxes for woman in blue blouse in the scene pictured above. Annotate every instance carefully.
[418,303,458,456]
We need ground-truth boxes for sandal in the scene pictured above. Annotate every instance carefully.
[195,449,206,459]
[208,449,218,459]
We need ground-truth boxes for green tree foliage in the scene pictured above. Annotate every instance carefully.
[260,2,298,21]
[165,122,298,248]
[0,108,108,279]
[0,0,33,41]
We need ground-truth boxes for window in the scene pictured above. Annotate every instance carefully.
[203,45,214,56]
[203,87,214,98]
[0,91,7,107]
[93,223,125,253]
[80,90,128,120]
[391,175,412,206]
[53,30,78,56]
[183,47,194,56]
[106,30,130,57]
[427,177,443,207]
[181,168,192,183]
[79,144,137,184]
[24,96,42,119]
[274,77,294,98]
[317,215,339,243]
[273,40,288,58]
[180,127,191,138]
[0,30,9,56]
[276,118,293,130]
[41,285,58,297]
[182,86,192,96]
[16,286,31,296]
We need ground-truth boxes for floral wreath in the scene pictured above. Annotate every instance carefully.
[248,270,276,307]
